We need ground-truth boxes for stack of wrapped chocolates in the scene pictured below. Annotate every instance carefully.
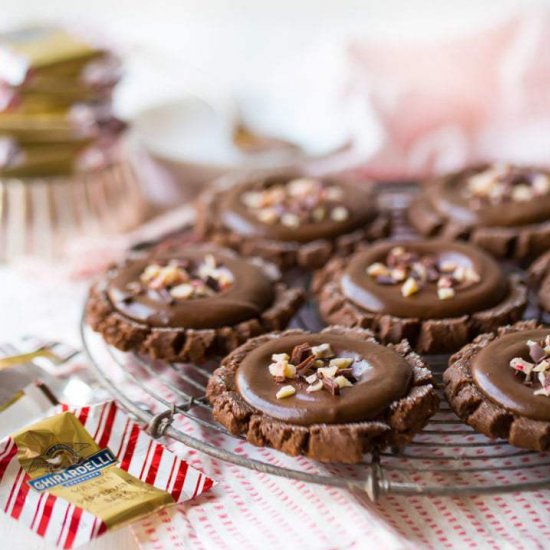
[0,26,124,177]
[0,26,146,260]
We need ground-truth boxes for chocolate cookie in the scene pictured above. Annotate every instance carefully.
[444,321,550,451]
[529,250,550,315]
[312,240,528,354]
[408,164,550,261]
[206,326,439,463]
[195,171,389,270]
[86,247,304,363]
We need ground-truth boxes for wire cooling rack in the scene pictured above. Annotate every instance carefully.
[81,182,550,501]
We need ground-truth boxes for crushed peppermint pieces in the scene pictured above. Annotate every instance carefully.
[465,164,550,207]
[241,177,350,228]
[276,385,296,399]
[366,246,480,301]
[268,342,358,398]
[126,255,234,303]
[509,335,550,397]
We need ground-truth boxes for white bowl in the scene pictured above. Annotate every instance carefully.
[130,97,351,193]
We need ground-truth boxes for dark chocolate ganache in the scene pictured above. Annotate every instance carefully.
[219,175,378,244]
[427,164,550,228]
[471,329,550,422]
[236,333,413,425]
[106,250,275,329]
[341,240,508,320]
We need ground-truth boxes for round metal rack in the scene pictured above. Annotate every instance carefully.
[81,183,550,500]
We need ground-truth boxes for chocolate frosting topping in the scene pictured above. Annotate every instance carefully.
[471,329,550,422]
[236,333,413,425]
[428,165,550,228]
[219,176,378,244]
[106,250,275,329]
[341,240,508,319]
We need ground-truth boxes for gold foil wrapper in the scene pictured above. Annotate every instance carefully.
[14,411,173,528]
[0,27,103,86]
[0,401,214,547]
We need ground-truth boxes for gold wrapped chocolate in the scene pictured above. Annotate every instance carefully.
[0,109,96,143]
[0,140,97,177]
[0,401,214,547]
[0,27,104,86]
[14,411,173,527]
[0,26,147,261]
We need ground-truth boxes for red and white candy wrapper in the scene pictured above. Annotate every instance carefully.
[0,400,215,548]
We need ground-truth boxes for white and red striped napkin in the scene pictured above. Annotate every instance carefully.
[127,400,550,550]
[0,401,214,548]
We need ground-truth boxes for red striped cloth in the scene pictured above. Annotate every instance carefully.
[0,401,214,548]
[128,393,550,550]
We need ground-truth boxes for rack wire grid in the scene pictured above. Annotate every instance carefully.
[81,182,550,501]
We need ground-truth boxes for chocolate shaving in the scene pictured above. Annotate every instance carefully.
[204,275,220,291]
[156,288,175,305]
[320,376,340,396]
[337,368,356,382]
[295,354,316,373]
[529,342,546,363]
[290,342,312,364]
[510,337,550,397]
[376,275,396,285]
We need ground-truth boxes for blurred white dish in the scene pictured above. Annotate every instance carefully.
[131,97,350,175]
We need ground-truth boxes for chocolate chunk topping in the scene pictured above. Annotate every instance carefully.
[290,342,312,365]
[105,250,277,330]
[320,376,340,396]
[471,329,550,421]
[266,341,366,399]
[235,332,414,425]
[295,354,316,373]
[341,240,509,320]
[366,245,480,301]
[241,177,349,229]
[337,368,356,381]
[153,288,175,305]
[509,335,550,398]
[137,254,234,302]
[414,163,550,232]
[529,341,546,364]
[465,164,550,207]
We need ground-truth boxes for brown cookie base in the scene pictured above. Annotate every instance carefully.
[443,321,550,451]
[206,326,439,463]
[86,280,304,364]
[312,257,528,354]
[408,193,550,263]
[195,179,390,271]
[529,250,550,314]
